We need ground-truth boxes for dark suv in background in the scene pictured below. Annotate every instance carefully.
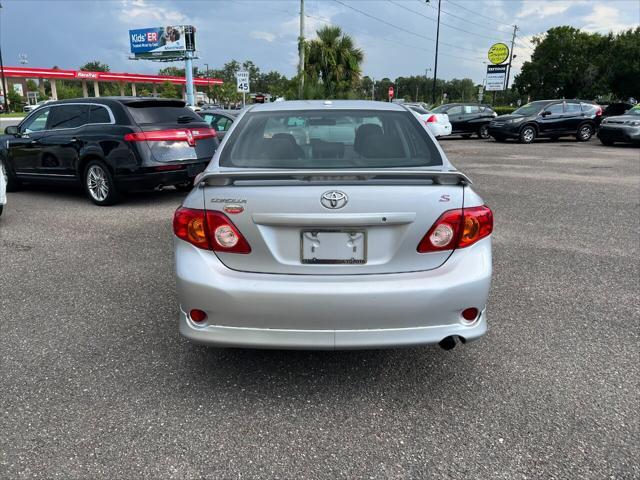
[431,103,497,138]
[488,99,601,144]
[0,97,218,205]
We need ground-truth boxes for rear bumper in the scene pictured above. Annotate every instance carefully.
[429,123,452,137]
[115,161,208,190]
[179,307,487,350]
[175,236,492,350]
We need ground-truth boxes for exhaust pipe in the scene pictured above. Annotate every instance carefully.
[439,336,458,351]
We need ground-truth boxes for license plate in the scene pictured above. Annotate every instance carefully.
[301,230,366,264]
[187,163,206,177]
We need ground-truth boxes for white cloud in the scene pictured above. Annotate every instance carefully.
[516,1,588,19]
[581,4,638,33]
[119,0,188,25]
[250,31,276,43]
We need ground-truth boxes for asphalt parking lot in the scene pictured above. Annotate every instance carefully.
[1,138,638,479]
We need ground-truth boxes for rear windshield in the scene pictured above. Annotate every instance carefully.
[219,109,442,169]
[127,103,202,125]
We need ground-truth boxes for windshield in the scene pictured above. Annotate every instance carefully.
[512,102,548,116]
[219,109,443,169]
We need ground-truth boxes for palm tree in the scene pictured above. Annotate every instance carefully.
[304,26,364,99]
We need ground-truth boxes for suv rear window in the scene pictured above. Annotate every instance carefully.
[126,102,202,125]
[220,110,443,169]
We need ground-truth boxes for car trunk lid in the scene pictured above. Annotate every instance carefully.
[199,169,467,275]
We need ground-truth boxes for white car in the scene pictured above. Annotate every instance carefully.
[0,160,7,216]
[406,104,452,138]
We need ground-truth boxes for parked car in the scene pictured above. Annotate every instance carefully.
[198,109,239,141]
[0,97,218,205]
[597,105,640,146]
[488,99,601,144]
[405,103,452,138]
[173,100,493,350]
[0,158,6,216]
[432,103,496,139]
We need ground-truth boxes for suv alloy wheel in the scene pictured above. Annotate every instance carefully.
[577,123,594,142]
[519,125,536,144]
[84,160,120,206]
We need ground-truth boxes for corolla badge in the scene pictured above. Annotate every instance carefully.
[321,190,348,209]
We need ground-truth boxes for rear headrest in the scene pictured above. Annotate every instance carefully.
[354,123,383,154]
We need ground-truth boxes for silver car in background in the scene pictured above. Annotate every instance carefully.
[173,100,493,350]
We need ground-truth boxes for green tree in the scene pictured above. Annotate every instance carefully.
[159,81,179,99]
[159,66,185,77]
[513,26,610,99]
[304,26,364,99]
[606,27,640,100]
[80,61,110,72]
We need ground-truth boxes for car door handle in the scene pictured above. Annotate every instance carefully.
[30,139,39,144]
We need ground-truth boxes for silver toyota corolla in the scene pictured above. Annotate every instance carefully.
[173,100,493,350]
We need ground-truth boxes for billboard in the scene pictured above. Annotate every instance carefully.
[487,43,509,65]
[486,65,507,91]
[129,25,195,59]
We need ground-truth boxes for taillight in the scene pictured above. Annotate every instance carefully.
[595,107,602,116]
[125,127,216,146]
[173,207,210,250]
[173,207,251,254]
[425,115,437,123]
[206,211,252,254]
[417,205,493,253]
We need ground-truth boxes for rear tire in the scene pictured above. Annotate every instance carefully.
[1,158,21,192]
[478,125,490,139]
[519,125,536,144]
[83,160,120,206]
[577,123,594,142]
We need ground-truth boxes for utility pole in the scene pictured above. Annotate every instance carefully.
[0,2,8,113]
[504,25,518,91]
[298,0,305,99]
[430,0,441,105]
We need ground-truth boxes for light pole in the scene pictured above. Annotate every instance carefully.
[427,0,441,105]
[0,2,9,113]
[204,62,210,102]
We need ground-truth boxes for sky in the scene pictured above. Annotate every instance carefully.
[0,0,638,86]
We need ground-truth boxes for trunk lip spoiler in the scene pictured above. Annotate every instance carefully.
[196,169,471,186]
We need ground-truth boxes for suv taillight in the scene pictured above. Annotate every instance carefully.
[595,107,603,116]
[173,207,251,254]
[425,114,437,123]
[417,206,493,253]
[125,127,216,146]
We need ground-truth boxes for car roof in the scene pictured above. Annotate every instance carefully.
[248,100,408,112]
[44,97,187,107]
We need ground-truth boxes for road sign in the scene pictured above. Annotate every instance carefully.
[388,86,394,99]
[236,71,250,93]
[488,43,509,65]
[486,65,507,91]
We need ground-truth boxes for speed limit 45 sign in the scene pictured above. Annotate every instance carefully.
[236,71,250,93]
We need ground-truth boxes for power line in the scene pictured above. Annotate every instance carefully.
[332,0,482,55]
[307,3,479,63]
[418,0,512,34]
[389,0,512,44]
[442,0,515,30]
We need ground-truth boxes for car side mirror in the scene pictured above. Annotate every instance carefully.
[541,111,552,117]
[4,125,19,136]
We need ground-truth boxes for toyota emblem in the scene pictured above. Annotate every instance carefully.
[321,190,348,209]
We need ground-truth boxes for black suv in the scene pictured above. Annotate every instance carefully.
[431,103,497,138]
[0,97,218,205]
[488,99,601,144]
